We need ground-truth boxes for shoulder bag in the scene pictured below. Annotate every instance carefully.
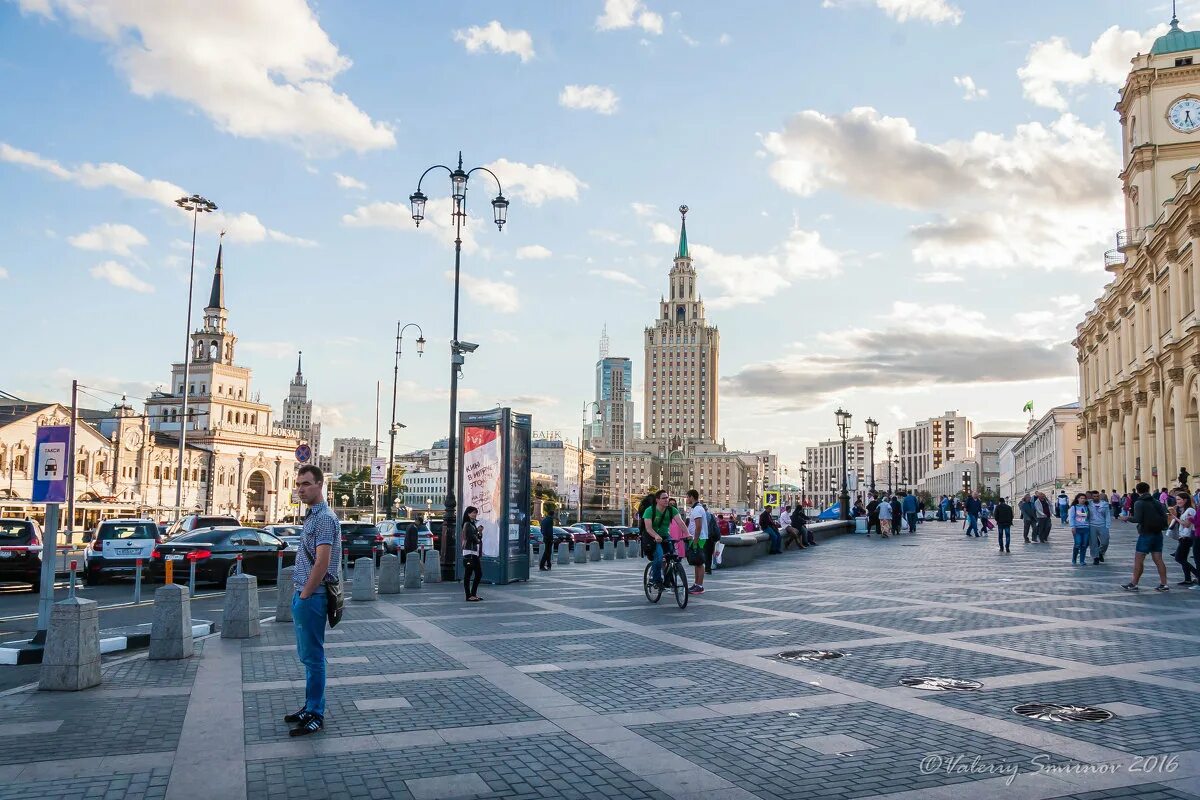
[302,534,344,628]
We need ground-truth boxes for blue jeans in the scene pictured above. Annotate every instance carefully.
[650,542,664,584]
[966,513,979,536]
[766,526,782,553]
[1072,528,1090,563]
[292,589,328,717]
[906,512,918,532]
[997,525,1011,550]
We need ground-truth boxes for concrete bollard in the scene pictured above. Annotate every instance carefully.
[352,557,377,601]
[377,554,401,594]
[616,539,627,559]
[603,541,616,561]
[221,573,261,639]
[574,542,588,564]
[39,596,101,691]
[404,553,423,589]
[149,583,193,660]
[423,548,442,583]
[275,566,295,622]
[557,542,570,565]
[589,541,602,562]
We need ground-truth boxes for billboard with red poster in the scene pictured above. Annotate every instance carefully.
[458,408,532,584]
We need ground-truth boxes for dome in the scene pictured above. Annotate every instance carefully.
[1151,17,1200,55]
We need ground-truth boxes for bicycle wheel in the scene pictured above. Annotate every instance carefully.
[643,562,662,603]
[672,562,689,609]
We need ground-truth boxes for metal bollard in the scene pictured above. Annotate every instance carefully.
[188,559,197,596]
[275,551,284,586]
[133,558,143,603]
[236,553,243,575]
[165,558,174,586]
[68,560,77,600]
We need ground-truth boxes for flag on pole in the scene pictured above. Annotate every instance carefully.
[1022,401,1034,414]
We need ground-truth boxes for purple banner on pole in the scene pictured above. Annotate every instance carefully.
[32,425,71,503]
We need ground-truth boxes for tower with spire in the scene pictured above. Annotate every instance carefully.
[643,204,720,446]
[279,350,318,455]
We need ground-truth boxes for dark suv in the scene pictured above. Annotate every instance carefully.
[0,518,43,592]
[166,514,240,539]
[340,523,383,566]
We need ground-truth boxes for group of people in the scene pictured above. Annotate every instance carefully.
[856,491,921,538]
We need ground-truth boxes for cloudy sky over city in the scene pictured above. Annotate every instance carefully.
[0,0,1187,468]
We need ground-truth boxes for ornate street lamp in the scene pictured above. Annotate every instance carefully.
[865,417,879,495]
[799,461,808,508]
[886,439,894,494]
[387,323,424,513]
[172,193,217,523]
[834,407,852,520]
[410,153,508,580]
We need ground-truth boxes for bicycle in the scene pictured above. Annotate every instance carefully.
[643,536,689,609]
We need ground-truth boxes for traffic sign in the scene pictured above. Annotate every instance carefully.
[763,490,780,507]
[370,457,387,486]
[33,425,70,503]
[294,443,312,463]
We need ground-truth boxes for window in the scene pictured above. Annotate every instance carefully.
[1176,56,1193,66]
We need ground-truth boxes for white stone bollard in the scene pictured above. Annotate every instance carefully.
[603,541,616,560]
[275,566,294,622]
[221,574,261,639]
[149,583,193,660]
[616,539,627,559]
[377,554,401,594]
[557,542,570,565]
[39,596,101,691]
[423,549,442,583]
[352,557,377,601]
[574,542,588,564]
[404,553,423,589]
[589,541,602,562]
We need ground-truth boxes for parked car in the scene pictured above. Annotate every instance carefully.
[165,514,240,539]
[602,525,640,545]
[0,518,43,592]
[83,518,161,585]
[262,524,302,549]
[148,527,294,586]
[340,522,384,566]
[573,522,607,539]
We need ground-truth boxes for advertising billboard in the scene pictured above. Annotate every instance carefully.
[458,408,531,585]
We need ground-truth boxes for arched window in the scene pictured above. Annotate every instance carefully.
[192,468,199,481]
[210,341,219,360]
[250,414,256,425]
[226,411,233,423]
[154,466,161,479]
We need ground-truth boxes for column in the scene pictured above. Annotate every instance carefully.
[1171,377,1187,482]
[272,457,282,522]
[1123,410,1136,493]
[1154,396,1167,487]
[1097,416,1110,493]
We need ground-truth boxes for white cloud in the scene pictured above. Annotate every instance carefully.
[516,244,552,260]
[89,260,153,293]
[761,107,1120,272]
[953,75,988,101]
[453,272,519,313]
[718,33,732,45]
[0,142,311,245]
[334,173,366,190]
[876,0,962,25]
[559,84,620,115]
[68,223,148,256]
[0,267,8,279]
[484,158,586,205]
[590,229,634,246]
[588,268,643,288]
[631,202,657,217]
[342,197,481,254]
[916,271,964,283]
[453,20,535,62]
[596,0,663,34]
[1018,24,1169,110]
[22,0,395,155]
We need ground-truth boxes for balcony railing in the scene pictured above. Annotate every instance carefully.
[1104,249,1126,271]
[1115,228,1146,251]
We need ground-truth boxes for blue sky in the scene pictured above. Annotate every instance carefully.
[0,0,1187,468]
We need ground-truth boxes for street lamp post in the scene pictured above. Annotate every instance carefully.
[172,194,217,523]
[886,440,894,494]
[409,153,508,581]
[799,461,808,508]
[865,417,878,495]
[387,323,425,513]
[834,407,852,520]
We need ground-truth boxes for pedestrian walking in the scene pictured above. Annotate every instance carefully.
[890,494,903,534]
[685,489,708,594]
[902,491,919,535]
[964,492,982,537]
[1110,490,1121,519]
[1123,482,1170,592]
[760,505,782,554]
[866,494,881,536]
[1034,492,1052,543]
[402,514,420,564]
[994,497,1013,553]
[1169,491,1198,586]
[1018,494,1035,543]
[1087,490,1112,564]
[287,464,341,737]
[461,506,483,601]
[1056,491,1070,526]
[877,495,892,537]
[538,504,555,571]
[1068,493,1091,566]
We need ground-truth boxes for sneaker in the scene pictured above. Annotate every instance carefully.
[284,706,312,724]
[1121,583,1139,592]
[290,716,324,736]
[1005,548,1011,553]
[688,585,704,594]
[1176,580,1194,587]
[1098,555,1105,563]
[1155,584,1170,592]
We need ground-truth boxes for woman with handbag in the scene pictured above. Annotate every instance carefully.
[1170,492,1197,586]
[461,506,483,602]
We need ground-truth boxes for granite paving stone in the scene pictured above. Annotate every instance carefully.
[0,769,171,800]
[465,630,690,665]
[242,642,464,682]
[961,626,1200,666]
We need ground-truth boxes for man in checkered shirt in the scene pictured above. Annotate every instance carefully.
[285,464,341,736]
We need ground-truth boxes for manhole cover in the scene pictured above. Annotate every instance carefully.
[1012,703,1114,722]
[899,676,983,691]
[779,649,845,661]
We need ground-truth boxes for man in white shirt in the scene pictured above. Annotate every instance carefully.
[686,489,708,595]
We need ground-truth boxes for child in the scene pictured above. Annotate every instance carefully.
[1067,493,1091,566]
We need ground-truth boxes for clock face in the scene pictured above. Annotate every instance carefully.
[122,428,144,452]
[1168,97,1200,133]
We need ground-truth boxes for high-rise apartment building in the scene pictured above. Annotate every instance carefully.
[643,206,719,445]
[899,411,975,487]
[332,437,373,477]
[589,329,635,452]
[275,351,320,458]
[805,436,868,508]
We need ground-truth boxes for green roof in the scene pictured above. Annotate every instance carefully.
[676,218,688,259]
[1152,18,1200,55]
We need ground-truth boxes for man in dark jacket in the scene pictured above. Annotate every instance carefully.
[1123,482,1170,592]
[866,495,880,536]
[889,495,902,534]
[994,498,1014,553]
[1018,494,1035,543]
[760,506,782,554]
[538,504,556,571]
[403,514,421,564]
[964,492,982,537]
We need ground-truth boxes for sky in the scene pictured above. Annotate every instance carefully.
[0,0,1191,472]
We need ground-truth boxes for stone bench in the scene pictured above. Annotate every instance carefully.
[715,521,854,569]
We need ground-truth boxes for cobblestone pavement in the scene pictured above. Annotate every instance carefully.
[1,519,1198,800]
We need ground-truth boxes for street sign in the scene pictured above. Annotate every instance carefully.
[33,425,70,503]
[294,443,312,463]
[370,457,387,486]
[763,490,780,507]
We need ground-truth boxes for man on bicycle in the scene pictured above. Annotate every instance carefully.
[642,489,679,589]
